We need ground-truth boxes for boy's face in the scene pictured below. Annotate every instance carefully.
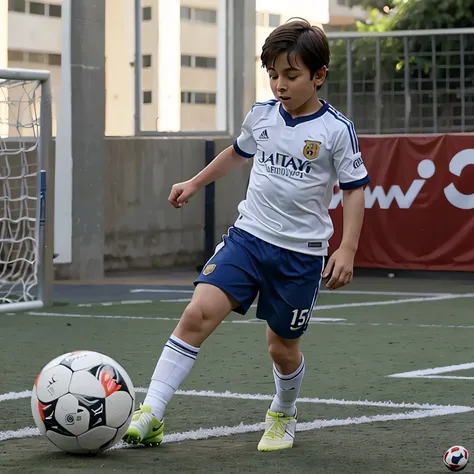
[267,53,326,113]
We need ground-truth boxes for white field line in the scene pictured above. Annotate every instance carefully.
[161,298,193,303]
[163,298,443,308]
[389,362,474,377]
[0,428,39,442]
[322,322,474,329]
[82,293,474,311]
[78,300,152,308]
[0,387,464,410]
[28,312,183,322]
[1,389,471,444]
[311,320,474,330]
[25,312,345,324]
[309,321,474,330]
[23,312,474,330]
[130,288,454,297]
[0,390,32,402]
[310,293,474,309]
[254,293,474,311]
[149,388,456,410]
[130,289,194,294]
[1,408,471,445]
[400,376,474,380]
[111,405,472,449]
[388,363,474,380]
[163,293,474,310]
[320,290,453,296]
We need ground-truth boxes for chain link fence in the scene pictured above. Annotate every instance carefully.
[323,28,474,134]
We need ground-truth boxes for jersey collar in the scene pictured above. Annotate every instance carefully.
[279,100,329,127]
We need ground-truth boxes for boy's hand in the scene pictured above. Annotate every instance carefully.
[322,247,355,290]
[168,180,199,208]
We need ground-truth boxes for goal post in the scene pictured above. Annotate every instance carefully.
[0,68,54,313]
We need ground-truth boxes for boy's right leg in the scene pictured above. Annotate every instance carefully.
[123,283,238,445]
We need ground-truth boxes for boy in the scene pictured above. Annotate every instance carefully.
[123,18,369,451]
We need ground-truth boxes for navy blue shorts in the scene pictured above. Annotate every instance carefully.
[194,227,324,339]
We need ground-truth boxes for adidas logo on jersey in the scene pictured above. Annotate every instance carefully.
[258,130,269,141]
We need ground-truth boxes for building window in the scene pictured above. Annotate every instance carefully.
[8,50,62,65]
[268,13,281,28]
[142,6,152,21]
[143,91,152,104]
[181,92,191,104]
[195,56,216,69]
[29,1,45,15]
[28,52,47,63]
[181,91,216,105]
[194,92,208,104]
[48,3,61,17]
[181,91,191,103]
[8,50,24,62]
[142,54,152,68]
[194,8,217,23]
[180,6,191,19]
[208,93,216,104]
[8,0,26,12]
[181,7,217,24]
[181,55,192,67]
[181,55,216,69]
[48,53,61,66]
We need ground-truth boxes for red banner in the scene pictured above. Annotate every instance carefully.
[329,135,474,271]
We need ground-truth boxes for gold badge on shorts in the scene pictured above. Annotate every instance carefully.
[203,264,216,275]
[303,140,321,160]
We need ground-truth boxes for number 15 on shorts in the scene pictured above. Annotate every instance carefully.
[290,309,311,331]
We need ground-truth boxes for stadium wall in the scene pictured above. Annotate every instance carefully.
[55,137,252,278]
[53,134,474,279]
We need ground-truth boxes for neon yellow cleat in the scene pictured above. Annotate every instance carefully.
[122,404,164,446]
[257,409,297,452]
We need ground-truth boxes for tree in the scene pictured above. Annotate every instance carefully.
[326,0,474,132]
[355,0,394,12]
[381,0,474,31]
[330,0,474,83]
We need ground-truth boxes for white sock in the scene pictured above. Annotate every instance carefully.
[269,355,305,417]
[144,335,199,420]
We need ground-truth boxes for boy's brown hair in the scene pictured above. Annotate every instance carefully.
[261,18,330,87]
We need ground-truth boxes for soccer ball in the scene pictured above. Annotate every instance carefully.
[443,445,469,472]
[31,350,135,454]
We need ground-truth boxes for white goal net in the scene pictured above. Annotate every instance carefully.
[0,69,53,312]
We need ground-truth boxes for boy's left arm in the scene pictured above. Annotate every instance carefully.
[323,187,365,290]
[324,121,369,290]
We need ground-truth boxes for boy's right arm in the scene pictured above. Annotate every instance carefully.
[168,145,248,208]
[169,108,257,208]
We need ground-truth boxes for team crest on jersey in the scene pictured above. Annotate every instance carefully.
[203,264,216,275]
[303,140,321,160]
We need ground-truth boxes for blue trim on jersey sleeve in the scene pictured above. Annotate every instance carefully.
[339,174,371,190]
[327,107,359,155]
[252,99,278,109]
[279,101,329,127]
[328,106,359,152]
[233,140,254,158]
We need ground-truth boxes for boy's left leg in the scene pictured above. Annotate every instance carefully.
[256,252,324,451]
[257,326,304,452]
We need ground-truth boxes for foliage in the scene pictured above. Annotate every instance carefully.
[355,0,395,10]
[329,0,474,84]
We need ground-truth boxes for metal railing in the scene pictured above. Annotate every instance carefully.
[324,28,474,134]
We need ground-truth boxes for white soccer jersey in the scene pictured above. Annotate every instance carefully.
[233,99,370,256]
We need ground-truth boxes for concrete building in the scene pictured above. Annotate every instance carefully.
[3,0,366,134]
